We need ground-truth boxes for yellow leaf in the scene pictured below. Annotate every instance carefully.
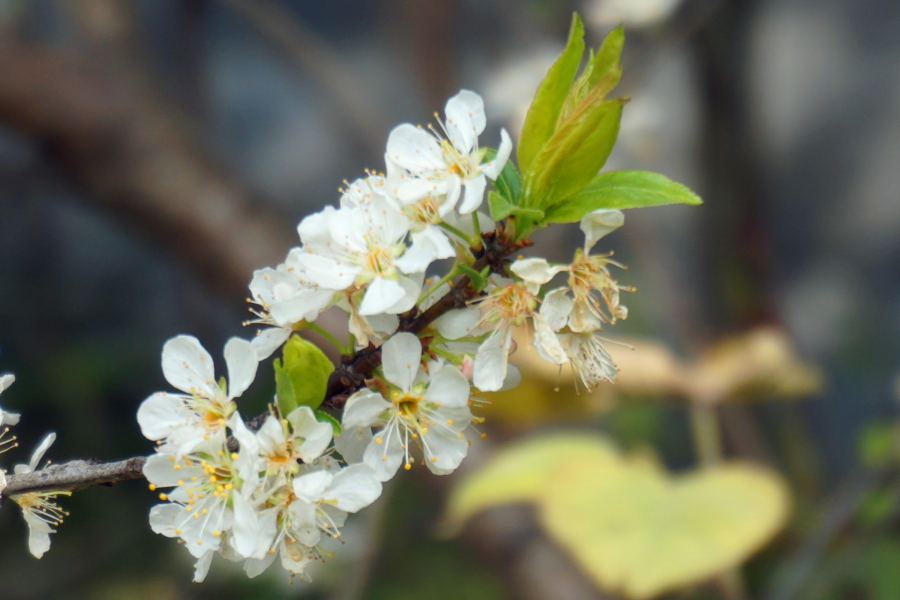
[540,457,790,599]
[439,433,620,535]
[688,327,824,403]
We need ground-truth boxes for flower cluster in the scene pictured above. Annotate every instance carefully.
[133,89,632,582]
[0,374,69,559]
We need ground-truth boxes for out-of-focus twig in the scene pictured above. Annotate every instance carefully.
[219,0,388,157]
[763,466,894,600]
[0,40,295,298]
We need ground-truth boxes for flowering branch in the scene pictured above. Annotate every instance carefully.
[3,456,146,497]
[0,14,703,581]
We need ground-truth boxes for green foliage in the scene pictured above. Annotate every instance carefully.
[487,191,544,222]
[314,409,342,436]
[458,264,491,292]
[516,13,585,175]
[273,335,334,416]
[541,170,703,224]
[492,159,522,203]
[859,421,899,467]
[522,98,624,210]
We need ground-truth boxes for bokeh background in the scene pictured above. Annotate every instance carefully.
[1,0,899,599]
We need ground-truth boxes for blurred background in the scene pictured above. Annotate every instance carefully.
[0,0,899,599]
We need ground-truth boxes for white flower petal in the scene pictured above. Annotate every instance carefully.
[324,464,383,512]
[231,491,259,558]
[384,274,425,315]
[149,502,183,537]
[580,209,624,253]
[334,426,373,464]
[444,90,486,154]
[433,307,481,340]
[136,393,189,441]
[423,365,470,408]
[293,469,333,504]
[381,332,422,392]
[386,124,445,173]
[287,406,333,463]
[193,551,215,583]
[270,288,335,326]
[28,433,56,472]
[224,338,257,399]
[287,500,320,547]
[359,277,406,316]
[161,335,218,399]
[341,390,391,430]
[458,174,486,215]
[396,228,455,274]
[500,364,522,391]
[533,316,568,365]
[22,510,54,559]
[473,324,512,392]
[244,549,277,578]
[250,327,291,360]
[541,288,574,331]
[422,427,469,475]
[511,258,564,287]
[363,422,404,482]
[481,128,512,180]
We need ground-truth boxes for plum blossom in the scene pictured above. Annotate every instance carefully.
[386,90,512,215]
[0,373,19,428]
[340,333,473,481]
[146,413,260,563]
[247,250,336,360]
[471,281,566,392]
[10,433,69,559]
[240,464,382,578]
[254,407,333,482]
[293,194,429,337]
[137,336,258,456]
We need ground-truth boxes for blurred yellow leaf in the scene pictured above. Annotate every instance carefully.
[540,456,790,599]
[687,327,824,403]
[440,433,619,535]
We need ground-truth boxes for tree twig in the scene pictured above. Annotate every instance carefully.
[3,456,146,498]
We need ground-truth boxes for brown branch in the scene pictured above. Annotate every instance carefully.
[3,456,147,497]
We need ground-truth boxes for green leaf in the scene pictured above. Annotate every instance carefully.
[488,191,545,222]
[586,25,624,98]
[459,265,487,292]
[558,26,624,124]
[314,410,342,436]
[273,360,297,416]
[517,13,584,175]
[493,160,522,203]
[542,170,703,224]
[274,335,335,415]
[523,97,624,209]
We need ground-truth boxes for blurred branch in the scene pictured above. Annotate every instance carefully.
[763,466,895,600]
[219,0,388,157]
[0,39,296,298]
[2,456,146,497]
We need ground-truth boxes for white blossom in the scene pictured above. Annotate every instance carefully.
[137,336,258,456]
[0,374,20,428]
[341,333,473,481]
[10,433,68,559]
[386,90,512,215]
[146,413,260,560]
[247,250,336,360]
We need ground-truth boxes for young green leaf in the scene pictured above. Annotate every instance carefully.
[494,160,522,204]
[274,335,335,414]
[274,360,298,416]
[523,97,624,210]
[558,26,624,124]
[541,170,703,224]
[488,191,545,222]
[459,265,487,292]
[517,13,585,175]
[314,410,342,436]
